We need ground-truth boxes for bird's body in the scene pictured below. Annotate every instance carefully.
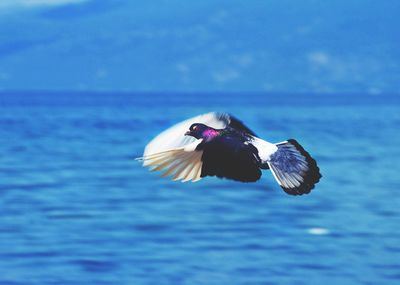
[196,127,263,182]
[138,112,321,195]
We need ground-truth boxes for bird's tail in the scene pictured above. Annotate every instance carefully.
[267,139,321,195]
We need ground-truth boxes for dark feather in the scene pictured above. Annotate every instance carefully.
[198,132,262,182]
[281,139,321,195]
[270,139,322,196]
[217,113,257,136]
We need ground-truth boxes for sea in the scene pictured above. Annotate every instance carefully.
[0,92,399,285]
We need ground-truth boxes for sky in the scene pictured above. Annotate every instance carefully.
[0,0,399,93]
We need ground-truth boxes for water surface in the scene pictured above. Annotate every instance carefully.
[0,92,399,285]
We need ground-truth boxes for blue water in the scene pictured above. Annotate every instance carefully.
[0,92,399,285]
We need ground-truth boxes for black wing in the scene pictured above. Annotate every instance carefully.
[216,113,257,136]
[198,134,262,182]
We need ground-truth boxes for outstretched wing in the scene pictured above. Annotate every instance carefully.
[143,112,256,157]
[138,140,204,182]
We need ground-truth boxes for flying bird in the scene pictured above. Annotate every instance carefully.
[137,112,321,195]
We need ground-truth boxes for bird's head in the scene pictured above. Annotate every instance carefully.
[185,123,219,139]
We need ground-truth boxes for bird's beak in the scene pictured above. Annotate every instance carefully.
[185,131,191,136]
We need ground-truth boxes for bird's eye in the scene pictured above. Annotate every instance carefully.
[192,125,197,131]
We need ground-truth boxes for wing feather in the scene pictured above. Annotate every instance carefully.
[172,153,195,180]
[139,140,204,182]
[191,162,203,182]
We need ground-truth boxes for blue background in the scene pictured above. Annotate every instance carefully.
[0,0,399,93]
[0,1,400,285]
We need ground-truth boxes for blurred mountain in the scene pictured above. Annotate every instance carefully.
[0,0,399,93]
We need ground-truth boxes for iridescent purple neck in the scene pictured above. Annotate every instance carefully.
[202,129,219,140]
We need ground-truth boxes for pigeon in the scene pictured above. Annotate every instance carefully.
[137,112,321,195]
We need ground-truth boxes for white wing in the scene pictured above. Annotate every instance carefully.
[138,140,204,182]
[143,112,228,157]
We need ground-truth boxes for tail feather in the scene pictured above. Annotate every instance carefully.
[267,139,321,195]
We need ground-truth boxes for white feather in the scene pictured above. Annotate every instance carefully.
[250,136,278,162]
[139,140,204,183]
